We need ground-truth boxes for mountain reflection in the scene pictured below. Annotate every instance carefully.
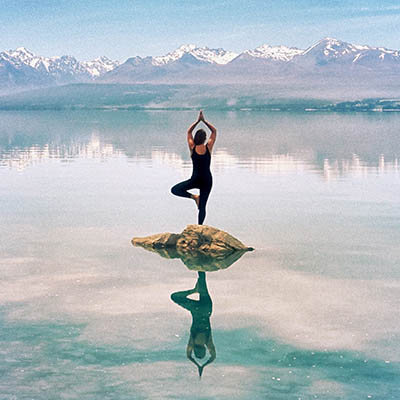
[0,132,126,170]
[1,136,398,179]
[1,110,400,178]
[171,272,215,377]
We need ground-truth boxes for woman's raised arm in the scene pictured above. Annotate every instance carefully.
[200,111,217,152]
[187,113,202,150]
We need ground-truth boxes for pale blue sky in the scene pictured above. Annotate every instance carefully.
[1,0,400,61]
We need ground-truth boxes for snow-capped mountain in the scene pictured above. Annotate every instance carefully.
[244,44,303,61]
[302,37,363,59]
[152,44,238,65]
[1,38,400,92]
[104,38,400,84]
[102,44,240,84]
[0,47,120,91]
[300,37,400,66]
[0,47,120,79]
[82,56,120,77]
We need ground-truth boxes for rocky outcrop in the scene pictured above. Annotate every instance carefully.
[132,224,253,255]
[131,224,254,272]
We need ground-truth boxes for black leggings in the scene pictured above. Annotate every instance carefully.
[171,176,212,225]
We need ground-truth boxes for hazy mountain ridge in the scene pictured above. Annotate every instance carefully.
[2,82,400,113]
[101,38,400,84]
[0,47,120,92]
[1,38,400,94]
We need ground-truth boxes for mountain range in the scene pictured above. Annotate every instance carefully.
[1,38,400,94]
[0,47,119,92]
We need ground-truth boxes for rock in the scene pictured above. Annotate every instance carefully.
[131,224,254,272]
[132,224,253,255]
[131,232,180,248]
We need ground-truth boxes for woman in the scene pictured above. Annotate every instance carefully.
[171,111,217,225]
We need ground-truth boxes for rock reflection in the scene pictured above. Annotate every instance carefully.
[137,245,248,272]
[171,272,215,377]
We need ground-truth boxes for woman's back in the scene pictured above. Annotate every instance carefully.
[191,145,211,178]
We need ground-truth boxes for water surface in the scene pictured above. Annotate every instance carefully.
[1,110,399,399]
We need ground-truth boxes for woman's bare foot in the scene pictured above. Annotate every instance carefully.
[192,194,200,209]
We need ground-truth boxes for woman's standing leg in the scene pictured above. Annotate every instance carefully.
[198,185,211,225]
[197,272,212,314]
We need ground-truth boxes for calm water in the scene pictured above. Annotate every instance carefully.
[1,110,400,399]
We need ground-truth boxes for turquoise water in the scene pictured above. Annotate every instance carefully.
[1,110,399,399]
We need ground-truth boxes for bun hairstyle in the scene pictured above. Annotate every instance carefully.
[194,129,207,145]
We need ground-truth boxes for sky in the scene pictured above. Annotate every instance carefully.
[1,0,400,61]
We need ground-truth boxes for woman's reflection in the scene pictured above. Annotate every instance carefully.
[171,271,216,377]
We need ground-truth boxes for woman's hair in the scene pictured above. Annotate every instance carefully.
[194,129,206,145]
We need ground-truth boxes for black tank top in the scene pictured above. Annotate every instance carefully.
[191,145,211,178]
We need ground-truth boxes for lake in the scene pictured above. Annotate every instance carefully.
[1,109,399,399]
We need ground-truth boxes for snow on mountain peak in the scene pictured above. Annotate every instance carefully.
[152,45,238,65]
[1,47,39,68]
[82,56,120,77]
[245,44,303,61]
[2,38,400,91]
[178,44,197,52]
[322,37,341,43]
[0,47,120,78]
[300,38,400,65]
[15,47,35,56]
[303,37,361,58]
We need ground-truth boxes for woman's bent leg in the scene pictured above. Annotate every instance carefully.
[171,179,195,199]
[171,289,199,312]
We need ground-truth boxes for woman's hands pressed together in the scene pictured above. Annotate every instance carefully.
[198,110,205,122]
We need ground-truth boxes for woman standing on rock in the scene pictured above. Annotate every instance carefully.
[171,111,217,225]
